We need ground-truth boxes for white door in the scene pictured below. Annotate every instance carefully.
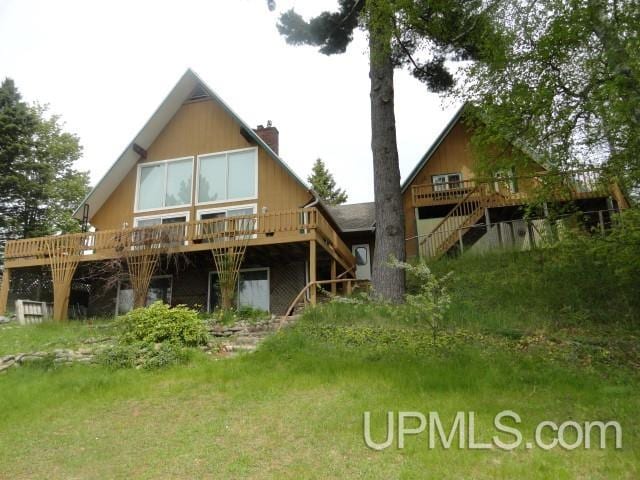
[352,244,371,280]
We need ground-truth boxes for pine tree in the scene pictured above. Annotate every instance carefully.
[0,78,90,262]
[307,158,348,205]
[272,1,503,302]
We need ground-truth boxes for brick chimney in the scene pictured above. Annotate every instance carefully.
[254,121,279,155]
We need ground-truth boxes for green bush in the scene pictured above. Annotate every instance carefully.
[117,302,208,347]
[96,341,191,370]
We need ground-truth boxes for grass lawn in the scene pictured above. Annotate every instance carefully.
[0,251,638,479]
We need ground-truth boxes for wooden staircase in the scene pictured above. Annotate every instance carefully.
[419,185,491,259]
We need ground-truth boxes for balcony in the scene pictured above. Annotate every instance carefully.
[3,207,356,272]
[411,169,623,209]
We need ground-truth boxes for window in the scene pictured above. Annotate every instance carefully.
[116,276,172,315]
[134,213,189,228]
[197,148,257,204]
[208,268,269,312]
[136,157,193,212]
[432,173,462,192]
[197,204,257,240]
[355,246,368,266]
[133,213,190,247]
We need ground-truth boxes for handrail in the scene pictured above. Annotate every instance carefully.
[4,208,356,271]
[284,278,370,317]
[418,184,487,258]
[411,168,613,208]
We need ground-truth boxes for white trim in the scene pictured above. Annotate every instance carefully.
[115,274,173,316]
[207,267,270,313]
[432,172,463,192]
[195,147,259,207]
[196,203,257,219]
[352,244,372,281]
[133,210,191,226]
[197,203,258,239]
[134,156,194,214]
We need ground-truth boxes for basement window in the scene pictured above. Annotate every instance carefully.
[116,275,173,315]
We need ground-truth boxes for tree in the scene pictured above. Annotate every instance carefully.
[461,0,640,192]
[273,0,502,302]
[307,158,348,205]
[0,79,90,260]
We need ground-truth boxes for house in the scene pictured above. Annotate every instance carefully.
[0,71,628,320]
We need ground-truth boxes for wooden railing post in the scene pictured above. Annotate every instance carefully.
[309,240,317,305]
[330,259,337,296]
[0,268,11,316]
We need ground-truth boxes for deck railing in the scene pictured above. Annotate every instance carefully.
[4,207,355,269]
[411,168,614,208]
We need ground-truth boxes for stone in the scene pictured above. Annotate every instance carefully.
[0,315,11,324]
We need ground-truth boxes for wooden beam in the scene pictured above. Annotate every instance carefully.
[330,259,337,296]
[309,240,317,306]
[132,143,147,159]
[0,268,11,316]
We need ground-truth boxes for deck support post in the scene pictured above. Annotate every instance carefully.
[0,268,11,316]
[330,259,337,296]
[526,221,536,250]
[458,229,464,254]
[309,240,317,306]
[598,210,606,235]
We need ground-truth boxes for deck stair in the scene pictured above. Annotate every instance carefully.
[420,185,491,258]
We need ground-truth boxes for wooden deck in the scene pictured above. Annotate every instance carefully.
[3,207,356,272]
[410,169,620,209]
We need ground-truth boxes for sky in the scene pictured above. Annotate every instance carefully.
[0,0,461,204]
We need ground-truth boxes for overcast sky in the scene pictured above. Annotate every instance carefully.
[0,0,460,204]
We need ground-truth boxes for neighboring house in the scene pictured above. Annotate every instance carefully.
[0,72,629,318]
[401,106,629,259]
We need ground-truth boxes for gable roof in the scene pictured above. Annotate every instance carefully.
[400,104,465,194]
[324,202,375,232]
[74,69,309,220]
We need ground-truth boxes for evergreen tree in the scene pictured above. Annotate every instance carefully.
[307,158,348,205]
[0,78,90,261]
[272,1,502,302]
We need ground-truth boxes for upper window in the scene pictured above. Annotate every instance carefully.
[136,158,193,211]
[197,148,257,204]
[432,173,462,192]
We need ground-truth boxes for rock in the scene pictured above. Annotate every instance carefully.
[0,315,11,324]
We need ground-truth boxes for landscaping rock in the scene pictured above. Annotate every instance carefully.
[0,315,12,324]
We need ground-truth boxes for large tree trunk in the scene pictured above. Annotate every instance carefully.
[368,22,406,303]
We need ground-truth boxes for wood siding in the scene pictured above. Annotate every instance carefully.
[91,98,311,230]
[403,122,478,258]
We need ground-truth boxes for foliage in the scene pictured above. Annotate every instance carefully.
[391,257,452,339]
[429,211,640,326]
[277,1,504,91]
[116,301,208,347]
[97,302,205,370]
[307,158,348,205]
[207,305,271,326]
[461,0,640,191]
[274,1,504,302]
[95,340,191,371]
[542,208,640,317]
[0,79,90,261]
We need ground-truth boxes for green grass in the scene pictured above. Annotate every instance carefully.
[0,320,114,356]
[0,249,638,479]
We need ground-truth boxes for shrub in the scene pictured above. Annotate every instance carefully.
[391,258,452,339]
[96,341,191,370]
[117,302,208,347]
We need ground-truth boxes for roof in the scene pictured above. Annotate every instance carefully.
[400,104,465,194]
[74,69,309,220]
[324,202,376,232]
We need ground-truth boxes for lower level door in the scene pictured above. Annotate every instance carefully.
[352,244,371,280]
